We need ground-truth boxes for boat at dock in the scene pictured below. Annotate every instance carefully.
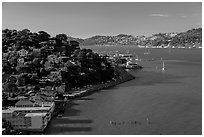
[125,61,143,69]
[119,53,133,60]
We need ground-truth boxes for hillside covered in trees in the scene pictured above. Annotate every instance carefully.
[2,29,116,95]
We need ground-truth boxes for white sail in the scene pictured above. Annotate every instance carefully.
[162,61,165,71]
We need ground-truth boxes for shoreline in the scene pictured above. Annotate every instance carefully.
[52,67,136,117]
[64,67,135,99]
[43,67,136,134]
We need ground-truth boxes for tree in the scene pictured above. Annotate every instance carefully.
[56,34,68,43]
[38,31,50,42]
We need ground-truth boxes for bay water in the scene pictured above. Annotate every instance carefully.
[45,46,202,135]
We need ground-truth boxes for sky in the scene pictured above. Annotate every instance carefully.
[2,2,202,38]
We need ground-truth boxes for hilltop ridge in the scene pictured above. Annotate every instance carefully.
[67,28,202,48]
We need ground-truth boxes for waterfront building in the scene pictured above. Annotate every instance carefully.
[24,113,48,131]
[119,53,133,59]
[2,99,55,132]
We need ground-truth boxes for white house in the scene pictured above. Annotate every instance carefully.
[17,49,28,57]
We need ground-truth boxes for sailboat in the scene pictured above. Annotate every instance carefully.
[135,55,139,61]
[160,57,165,71]
[162,61,165,71]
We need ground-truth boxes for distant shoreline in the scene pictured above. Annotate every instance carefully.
[80,44,202,49]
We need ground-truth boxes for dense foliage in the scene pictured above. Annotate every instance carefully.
[2,29,115,92]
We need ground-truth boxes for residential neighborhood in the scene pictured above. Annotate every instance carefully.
[2,29,117,134]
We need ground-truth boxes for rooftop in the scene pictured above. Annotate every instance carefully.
[2,105,54,113]
[25,112,47,117]
[2,109,15,114]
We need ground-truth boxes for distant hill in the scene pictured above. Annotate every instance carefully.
[44,28,202,48]
[169,28,202,48]
[67,36,84,44]
[81,34,140,46]
[70,28,201,48]
[146,28,202,48]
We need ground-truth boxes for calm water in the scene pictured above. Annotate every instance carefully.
[45,46,202,135]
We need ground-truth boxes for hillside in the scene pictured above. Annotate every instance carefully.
[66,28,202,48]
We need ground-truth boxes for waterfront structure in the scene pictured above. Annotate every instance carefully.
[125,61,143,69]
[119,53,133,59]
[2,99,55,132]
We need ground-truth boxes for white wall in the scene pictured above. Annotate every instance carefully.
[30,116,43,129]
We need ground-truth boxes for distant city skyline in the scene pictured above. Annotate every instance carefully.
[2,2,202,38]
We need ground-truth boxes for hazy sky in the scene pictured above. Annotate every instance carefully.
[2,2,202,38]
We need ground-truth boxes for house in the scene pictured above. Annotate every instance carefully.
[41,48,51,58]
[44,61,54,70]
[47,54,59,63]
[64,60,78,67]
[56,83,65,93]
[17,65,32,73]
[40,87,56,102]
[3,83,18,97]
[17,58,25,66]
[48,40,56,45]
[60,67,68,71]
[15,99,35,107]
[49,71,61,80]
[32,48,41,58]
[13,96,28,100]
[7,76,17,84]
[17,49,28,57]
[17,86,27,93]
[16,75,27,87]
[44,86,52,91]
[29,94,46,105]
[2,53,9,60]
[58,56,70,64]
